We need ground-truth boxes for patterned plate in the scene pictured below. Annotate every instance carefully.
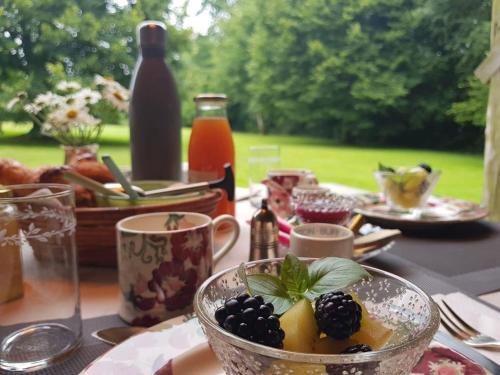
[81,316,493,375]
[354,194,488,229]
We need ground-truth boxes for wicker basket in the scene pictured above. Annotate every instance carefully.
[75,189,222,267]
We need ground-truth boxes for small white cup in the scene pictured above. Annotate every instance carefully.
[290,223,354,259]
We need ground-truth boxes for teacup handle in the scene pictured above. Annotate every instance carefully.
[212,215,240,265]
[303,173,318,186]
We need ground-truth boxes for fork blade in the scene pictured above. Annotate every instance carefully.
[436,302,469,339]
[441,299,480,337]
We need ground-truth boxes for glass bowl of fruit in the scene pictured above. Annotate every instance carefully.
[374,163,441,211]
[292,190,357,226]
[194,255,439,375]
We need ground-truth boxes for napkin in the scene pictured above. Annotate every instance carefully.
[433,292,500,365]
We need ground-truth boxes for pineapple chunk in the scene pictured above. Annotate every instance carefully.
[280,299,318,353]
[350,293,393,350]
[312,336,356,354]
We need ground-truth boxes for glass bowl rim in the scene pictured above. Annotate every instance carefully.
[194,257,440,364]
[373,170,442,178]
[0,183,73,203]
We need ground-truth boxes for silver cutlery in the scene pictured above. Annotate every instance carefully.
[92,326,146,346]
[93,315,197,345]
[437,299,500,349]
[434,331,500,374]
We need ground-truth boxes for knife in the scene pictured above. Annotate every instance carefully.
[92,326,146,346]
[434,330,500,374]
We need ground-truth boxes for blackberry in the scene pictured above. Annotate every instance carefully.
[314,291,362,340]
[215,294,284,348]
[418,163,432,173]
[342,344,372,354]
[327,344,376,375]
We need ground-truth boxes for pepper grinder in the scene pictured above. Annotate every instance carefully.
[249,199,279,261]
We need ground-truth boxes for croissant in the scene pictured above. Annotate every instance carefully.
[0,158,115,207]
[0,159,37,186]
[37,166,96,206]
[71,160,115,184]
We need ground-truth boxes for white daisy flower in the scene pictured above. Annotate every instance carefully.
[103,82,129,111]
[34,92,64,108]
[6,97,21,111]
[23,103,42,114]
[45,104,100,129]
[56,80,81,92]
[94,74,114,87]
[70,88,102,105]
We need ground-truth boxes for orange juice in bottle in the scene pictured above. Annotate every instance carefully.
[189,94,235,215]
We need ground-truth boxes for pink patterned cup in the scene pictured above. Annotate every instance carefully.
[267,169,317,193]
[265,169,318,218]
[116,212,239,326]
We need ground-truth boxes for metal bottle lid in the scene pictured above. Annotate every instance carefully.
[137,20,166,49]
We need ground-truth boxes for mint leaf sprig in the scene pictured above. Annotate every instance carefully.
[238,254,371,315]
[378,162,395,173]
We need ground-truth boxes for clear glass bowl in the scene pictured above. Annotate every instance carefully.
[194,258,439,375]
[374,170,441,211]
[292,190,356,226]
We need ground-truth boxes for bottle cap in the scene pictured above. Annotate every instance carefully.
[137,20,166,48]
[193,93,227,103]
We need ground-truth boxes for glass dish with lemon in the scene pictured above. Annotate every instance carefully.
[374,163,441,211]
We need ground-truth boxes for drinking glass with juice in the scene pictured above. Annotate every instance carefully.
[188,94,235,216]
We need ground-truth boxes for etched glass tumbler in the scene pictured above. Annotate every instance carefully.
[0,184,81,372]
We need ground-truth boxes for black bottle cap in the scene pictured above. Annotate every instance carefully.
[261,198,268,209]
[137,20,166,49]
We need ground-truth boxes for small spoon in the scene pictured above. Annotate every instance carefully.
[63,170,127,198]
[102,155,140,200]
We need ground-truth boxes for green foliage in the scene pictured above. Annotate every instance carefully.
[190,0,491,149]
[0,0,493,150]
[0,0,189,125]
[448,78,488,127]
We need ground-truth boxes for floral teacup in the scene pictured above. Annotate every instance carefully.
[116,212,239,326]
[264,169,318,218]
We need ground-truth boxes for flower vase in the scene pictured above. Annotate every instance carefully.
[62,143,99,165]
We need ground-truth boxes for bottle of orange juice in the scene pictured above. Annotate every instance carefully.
[189,94,235,216]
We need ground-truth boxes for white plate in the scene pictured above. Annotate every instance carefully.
[80,315,213,375]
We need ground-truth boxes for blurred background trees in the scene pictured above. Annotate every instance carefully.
[0,0,492,150]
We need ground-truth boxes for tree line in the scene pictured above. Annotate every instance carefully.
[0,0,492,151]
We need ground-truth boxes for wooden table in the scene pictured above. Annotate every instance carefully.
[10,186,500,375]
[78,187,500,320]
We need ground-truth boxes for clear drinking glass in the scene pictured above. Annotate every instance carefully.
[0,184,81,372]
[248,145,281,207]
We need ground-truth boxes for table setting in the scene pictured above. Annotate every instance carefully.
[1,153,500,375]
[1,19,500,375]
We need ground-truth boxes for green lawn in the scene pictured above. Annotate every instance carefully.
[0,123,484,202]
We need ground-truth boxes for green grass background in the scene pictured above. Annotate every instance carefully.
[0,123,484,202]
